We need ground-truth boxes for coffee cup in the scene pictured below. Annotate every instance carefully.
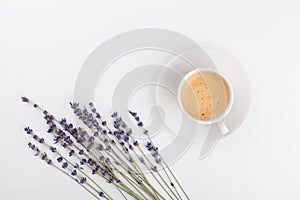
[177,68,234,135]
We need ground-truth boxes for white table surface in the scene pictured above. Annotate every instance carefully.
[1,1,300,199]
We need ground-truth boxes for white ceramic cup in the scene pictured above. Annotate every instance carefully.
[177,68,234,135]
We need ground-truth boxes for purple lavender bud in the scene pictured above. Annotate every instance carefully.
[41,153,47,160]
[87,159,95,166]
[97,144,103,151]
[38,138,45,144]
[105,158,111,165]
[80,177,87,184]
[74,163,83,169]
[62,162,68,169]
[126,129,132,135]
[116,117,122,124]
[60,118,66,124]
[107,177,114,184]
[101,170,107,176]
[128,110,137,117]
[124,136,129,142]
[95,165,101,171]
[34,148,40,156]
[49,146,57,153]
[111,112,118,118]
[69,102,76,109]
[69,150,75,157]
[155,158,161,164]
[152,151,158,157]
[146,142,152,148]
[93,132,99,137]
[99,156,104,161]
[87,142,95,151]
[77,138,85,144]
[88,136,94,143]
[88,113,93,119]
[137,122,143,127]
[21,97,29,103]
[57,157,63,163]
[133,141,139,146]
[80,159,87,165]
[71,170,77,176]
[68,140,73,146]
[113,124,119,129]
[116,134,121,140]
[151,166,158,172]
[79,149,84,155]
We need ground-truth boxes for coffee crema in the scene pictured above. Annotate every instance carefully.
[180,71,230,121]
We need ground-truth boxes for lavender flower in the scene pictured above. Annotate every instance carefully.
[21,97,190,200]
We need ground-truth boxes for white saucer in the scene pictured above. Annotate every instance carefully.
[155,48,251,158]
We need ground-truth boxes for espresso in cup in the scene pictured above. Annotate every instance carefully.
[180,70,231,121]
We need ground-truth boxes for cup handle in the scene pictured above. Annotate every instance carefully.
[217,121,229,135]
[199,121,229,159]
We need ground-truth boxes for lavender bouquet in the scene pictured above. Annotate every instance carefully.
[21,97,190,200]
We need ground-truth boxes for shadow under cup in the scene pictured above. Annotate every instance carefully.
[178,69,233,125]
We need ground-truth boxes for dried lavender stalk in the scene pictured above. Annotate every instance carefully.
[21,97,190,200]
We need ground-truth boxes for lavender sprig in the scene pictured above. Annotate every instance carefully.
[27,142,105,200]
[129,111,190,200]
[21,97,190,200]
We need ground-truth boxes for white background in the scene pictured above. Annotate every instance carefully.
[1,0,300,199]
